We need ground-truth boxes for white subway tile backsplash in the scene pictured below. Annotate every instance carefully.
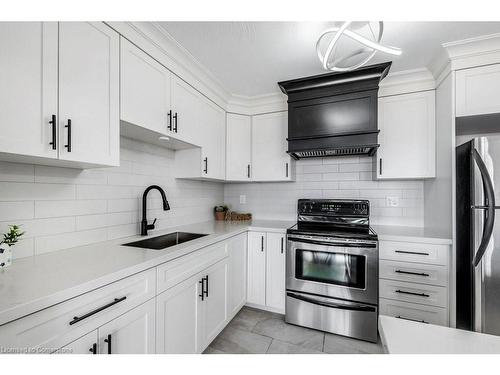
[224,157,424,227]
[0,201,34,221]
[35,200,108,218]
[1,137,223,259]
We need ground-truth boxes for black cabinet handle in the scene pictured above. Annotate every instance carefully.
[395,250,429,256]
[395,269,430,277]
[247,164,251,178]
[104,334,112,354]
[199,278,204,301]
[395,289,430,298]
[49,114,56,150]
[396,315,429,324]
[379,158,382,175]
[167,110,172,131]
[69,296,127,326]
[89,343,97,354]
[203,157,208,174]
[281,237,284,254]
[261,236,264,252]
[65,119,72,152]
[204,275,209,298]
[173,112,178,133]
[285,162,289,178]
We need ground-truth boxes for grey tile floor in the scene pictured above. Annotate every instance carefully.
[203,306,385,354]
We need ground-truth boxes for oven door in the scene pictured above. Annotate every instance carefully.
[286,235,378,305]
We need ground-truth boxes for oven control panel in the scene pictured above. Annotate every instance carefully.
[298,199,369,216]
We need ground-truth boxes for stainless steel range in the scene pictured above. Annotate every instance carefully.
[285,199,379,342]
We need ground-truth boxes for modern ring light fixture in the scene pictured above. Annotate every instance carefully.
[316,21,402,72]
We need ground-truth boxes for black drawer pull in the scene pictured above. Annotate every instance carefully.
[396,315,429,324]
[104,334,112,354]
[395,250,429,256]
[204,275,209,298]
[173,112,178,133]
[395,289,430,298]
[261,236,264,252]
[167,110,172,131]
[247,164,251,178]
[285,162,289,178]
[281,237,284,254]
[203,157,208,174]
[89,343,97,354]
[199,279,205,301]
[69,296,127,326]
[65,119,72,152]
[395,270,430,277]
[49,114,56,150]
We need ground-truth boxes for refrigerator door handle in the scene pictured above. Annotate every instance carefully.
[472,148,496,267]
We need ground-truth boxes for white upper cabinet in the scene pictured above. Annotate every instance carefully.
[0,22,119,168]
[377,90,436,179]
[252,112,294,181]
[58,22,120,167]
[120,37,171,135]
[200,98,226,180]
[226,113,252,181]
[456,64,500,117]
[0,22,58,160]
[171,76,203,145]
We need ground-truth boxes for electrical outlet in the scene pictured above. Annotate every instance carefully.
[386,196,400,207]
[239,195,246,204]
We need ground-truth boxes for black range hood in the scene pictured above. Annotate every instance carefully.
[278,62,392,160]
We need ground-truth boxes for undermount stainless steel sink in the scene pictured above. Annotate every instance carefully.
[122,232,208,250]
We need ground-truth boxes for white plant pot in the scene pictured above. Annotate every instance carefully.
[0,244,12,268]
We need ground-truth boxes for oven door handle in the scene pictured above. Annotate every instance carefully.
[287,236,376,248]
[287,292,376,312]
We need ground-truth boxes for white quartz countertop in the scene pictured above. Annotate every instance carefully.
[0,219,294,326]
[379,315,500,354]
[373,225,452,245]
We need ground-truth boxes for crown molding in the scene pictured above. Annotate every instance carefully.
[227,92,287,116]
[378,68,436,97]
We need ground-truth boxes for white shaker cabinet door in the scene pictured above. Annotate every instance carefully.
[120,37,172,135]
[199,259,228,351]
[58,22,120,167]
[226,113,252,181]
[171,76,202,145]
[252,112,292,181]
[227,233,248,317]
[377,90,436,179]
[57,330,98,354]
[247,232,267,306]
[156,273,202,354]
[265,233,286,312]
[456,64,500,117]
[200,98,226,180]
[98,299,156,354]
[0,22,58,159]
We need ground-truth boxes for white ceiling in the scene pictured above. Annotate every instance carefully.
[158,21,500,97]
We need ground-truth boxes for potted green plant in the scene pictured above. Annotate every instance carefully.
[214,205,229,221]
[0,225,25,268]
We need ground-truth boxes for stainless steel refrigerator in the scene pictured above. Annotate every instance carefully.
[456,136,500,334]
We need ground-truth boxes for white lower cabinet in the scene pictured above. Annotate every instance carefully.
[379,240,450,326]
[57,330,98,354]
[98,299,156,354]
[227,233,247,318]
[247,231,286,313]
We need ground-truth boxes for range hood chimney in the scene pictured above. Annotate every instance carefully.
[278,62,392,159]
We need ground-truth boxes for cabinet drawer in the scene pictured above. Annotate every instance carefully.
[379,241,449,265]
[0,268,155,351]
[380,298,448,326]
[157,241,227,294]
[379,279,447,308]
[379,260,448,286]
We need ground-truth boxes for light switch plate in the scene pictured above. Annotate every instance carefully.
[386,196,400,207]
[239,195,246,204]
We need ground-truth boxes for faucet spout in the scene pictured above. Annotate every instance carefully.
[141,185,170,236]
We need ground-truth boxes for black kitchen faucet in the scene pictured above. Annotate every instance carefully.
[141,185,170,235]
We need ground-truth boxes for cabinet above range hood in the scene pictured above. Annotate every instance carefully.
[278,62,392,159]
